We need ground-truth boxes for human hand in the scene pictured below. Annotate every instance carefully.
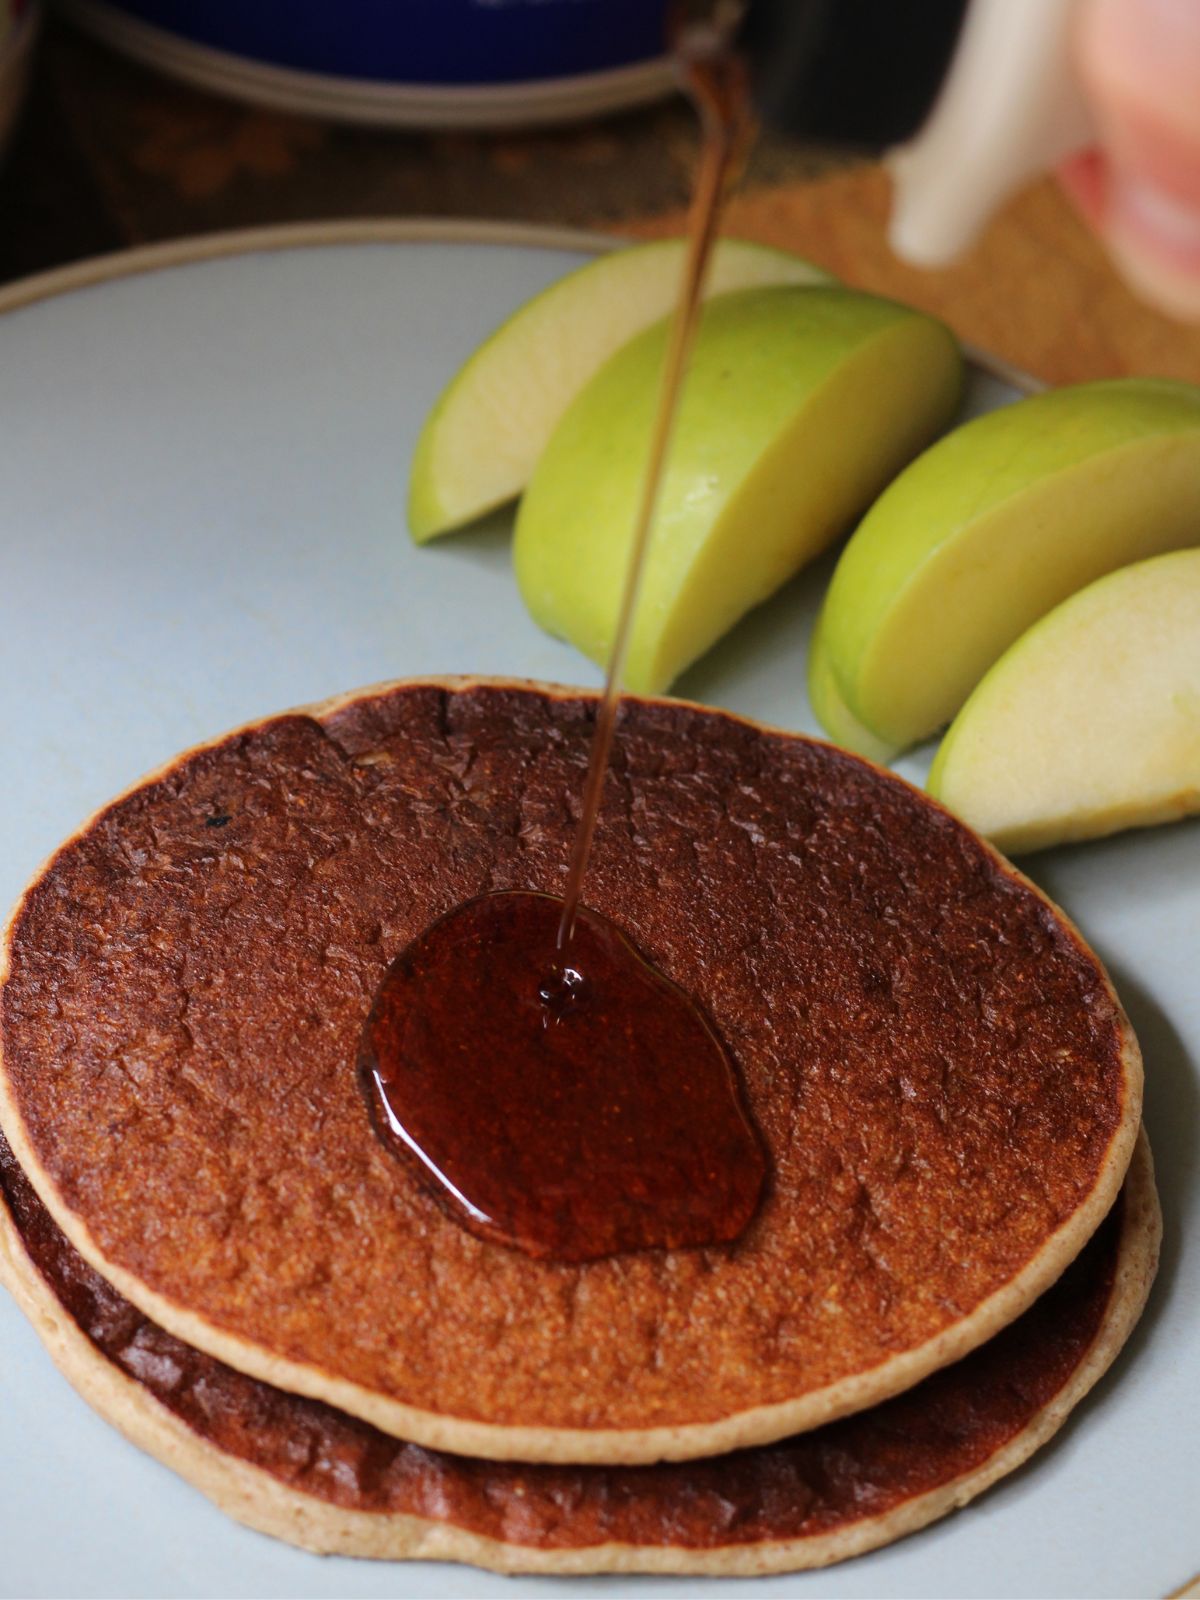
[1061,0,1200,321]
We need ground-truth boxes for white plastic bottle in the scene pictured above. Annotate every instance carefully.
[737,0,1092,266]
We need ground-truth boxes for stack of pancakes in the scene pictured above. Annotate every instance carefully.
[0,679,1158,1576]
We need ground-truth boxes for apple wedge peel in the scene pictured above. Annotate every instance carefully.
[407,238,832,542]
[818,378,1200,754]
[515,285,963,696]
[928,548,1200,853]
[807,616,900,766]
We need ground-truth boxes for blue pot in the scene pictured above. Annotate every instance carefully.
[103,0,672,85]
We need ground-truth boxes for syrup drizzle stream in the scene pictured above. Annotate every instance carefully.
[556,42,754,950]
[361,36,766,1262]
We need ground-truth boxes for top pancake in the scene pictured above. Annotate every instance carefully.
[0,678,1141,1464]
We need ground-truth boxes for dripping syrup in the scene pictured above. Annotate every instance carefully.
[361,33,767,1262]
[555,37,754,951]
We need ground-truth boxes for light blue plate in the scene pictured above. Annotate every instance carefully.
[0,222,1194,1600]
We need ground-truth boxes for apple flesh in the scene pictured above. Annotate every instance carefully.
[514,286,963,696]
[818,378,1200,753]
[407,239,831,542]
[928,548,1200,853]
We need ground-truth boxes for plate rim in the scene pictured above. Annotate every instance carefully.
[0,218,624,318]
[0,217,1039,394]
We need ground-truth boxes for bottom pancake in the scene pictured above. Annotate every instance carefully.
[0,1131,1159,1577]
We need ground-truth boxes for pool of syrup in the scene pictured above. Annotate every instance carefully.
[360,891,765,1261]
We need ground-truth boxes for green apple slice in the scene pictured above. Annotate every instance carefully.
[929,548,1200,853]
[819,378,1200,752]
[514,285,962,696]
[807,616,899,764]
[408,238,831,542]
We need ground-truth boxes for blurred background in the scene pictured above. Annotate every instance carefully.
[0,0,1197,384]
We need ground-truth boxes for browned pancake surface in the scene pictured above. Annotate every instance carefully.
[0,1129,1127,1553]
[0,682,1135,1448]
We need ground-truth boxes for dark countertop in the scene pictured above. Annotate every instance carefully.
[0,17,831,284]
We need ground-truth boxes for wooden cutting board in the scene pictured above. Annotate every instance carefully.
[626,163,1200,387]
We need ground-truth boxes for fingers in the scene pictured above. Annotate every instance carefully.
[1072,0,1200,321]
